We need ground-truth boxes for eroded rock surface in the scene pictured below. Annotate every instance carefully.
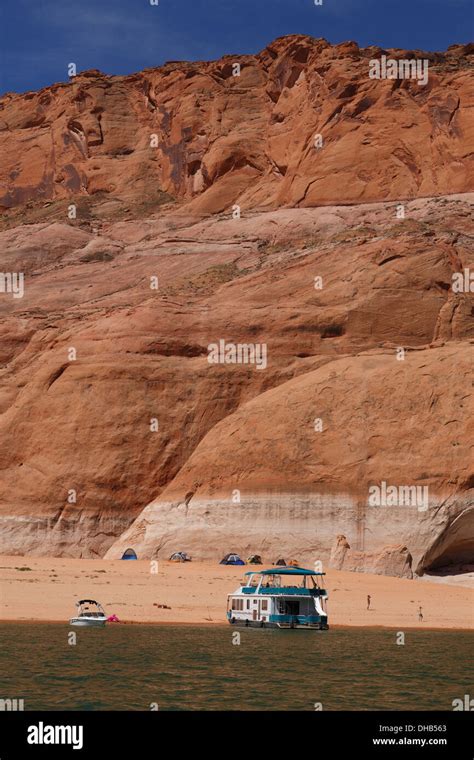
[0,37,473,568]
[1,36,473,216]
[0,194,472,560]
[329,534,413,579]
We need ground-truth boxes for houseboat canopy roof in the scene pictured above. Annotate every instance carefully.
[245,567,325,577]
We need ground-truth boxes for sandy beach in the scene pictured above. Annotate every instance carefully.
[0,556,472,630]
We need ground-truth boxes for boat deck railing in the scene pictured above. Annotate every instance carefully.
[241,586,326,596]
[270,613,325,624]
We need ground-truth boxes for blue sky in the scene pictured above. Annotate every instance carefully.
[1,0,472,94]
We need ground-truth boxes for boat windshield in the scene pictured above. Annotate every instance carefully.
[79,608,103,617]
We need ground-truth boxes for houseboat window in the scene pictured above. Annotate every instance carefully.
[246,599,250,610]
[261,600,268,611]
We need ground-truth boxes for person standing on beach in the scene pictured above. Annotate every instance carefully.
[367,595,371,610]
[418,606,423,622]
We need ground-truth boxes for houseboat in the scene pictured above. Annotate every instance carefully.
[227,567,328,629]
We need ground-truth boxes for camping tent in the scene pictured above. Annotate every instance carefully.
[169,552,192,562]
[220,553,245,565]
[121,548,137,560]
[247,554,262,564]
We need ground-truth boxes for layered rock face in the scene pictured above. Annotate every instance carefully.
[1,194,472,564]
[329,535,413,579]
[105,332,473,572]
[0,36,472,570]
[1,36,473,215]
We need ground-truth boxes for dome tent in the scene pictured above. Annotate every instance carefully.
[247,554,262,564]
[169,551,192,562]
[220,553,245,565]
[121,548,138,560]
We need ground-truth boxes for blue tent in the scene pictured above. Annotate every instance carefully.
[121,548,138,560]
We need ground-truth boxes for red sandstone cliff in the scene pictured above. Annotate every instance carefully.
[1,36,473,215]
[0,36,472,574]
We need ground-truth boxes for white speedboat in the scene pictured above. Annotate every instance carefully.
[70,599,107,627]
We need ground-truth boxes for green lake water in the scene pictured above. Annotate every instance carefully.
[0,623,472,711]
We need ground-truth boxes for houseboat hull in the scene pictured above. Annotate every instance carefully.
[228,617,328,630]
